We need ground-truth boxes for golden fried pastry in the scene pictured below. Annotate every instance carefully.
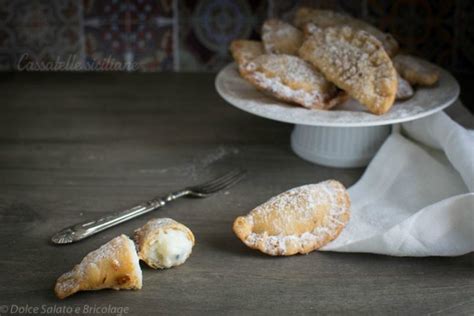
[230,40,264,66]
[301,22,322,38]
[55,235,142,299]
[134,218,195,269]
[299,26,398,115]
[261,19,304,55]
[233,180,350,256]
[241,54,347,110]
[294,7,398,56]
[396,73,414,100]
[393,54,440,86]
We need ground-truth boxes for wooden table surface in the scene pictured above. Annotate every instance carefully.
[0,72,473,315]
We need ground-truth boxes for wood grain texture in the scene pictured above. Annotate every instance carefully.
[0,72,473,315]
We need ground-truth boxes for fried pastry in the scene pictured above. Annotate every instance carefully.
[230,40,264,66]
[262,19,304,55]
[241,54,347,109]
[233,180,350,256]
[299,26,398,115]
[301,22,322,38]
[55,235,142,299]
[396,73,414,100]
[393,54,440,86]
[134,218,195,269]
[293,7,398,56]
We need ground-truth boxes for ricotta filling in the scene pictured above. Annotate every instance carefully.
[150,230,193,268]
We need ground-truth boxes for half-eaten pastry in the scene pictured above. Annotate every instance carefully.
[134,218,195,269]
[54,235,142,299]
[233,180,350,256]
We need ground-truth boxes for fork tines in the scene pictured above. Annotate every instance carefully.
[191,169,246,194]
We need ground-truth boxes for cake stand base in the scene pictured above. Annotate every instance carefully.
[291,124,392,168]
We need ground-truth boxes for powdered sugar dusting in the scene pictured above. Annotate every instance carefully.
[142,217,175,228]
[243,55,337,109]
[246,55,331,90]
[240,180,350,255]
[299,26,397,113]
[396,74,414,100]
[293,8,398,56]
[251,71,325,108]
[55,235,141,298]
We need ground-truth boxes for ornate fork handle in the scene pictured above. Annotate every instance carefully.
[52,169,246,244]
[52,190,189,244]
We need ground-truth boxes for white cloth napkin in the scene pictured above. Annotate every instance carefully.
[322,106,474,256]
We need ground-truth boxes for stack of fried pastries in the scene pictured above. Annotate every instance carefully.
[230,8,440,115]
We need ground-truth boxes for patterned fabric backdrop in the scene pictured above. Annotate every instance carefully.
[0,0,473,74]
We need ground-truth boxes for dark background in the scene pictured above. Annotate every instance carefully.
[0,0,473,109]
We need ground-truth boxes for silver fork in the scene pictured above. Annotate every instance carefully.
[51,169,246,244]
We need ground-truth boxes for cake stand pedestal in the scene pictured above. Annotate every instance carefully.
[291,124,391,168]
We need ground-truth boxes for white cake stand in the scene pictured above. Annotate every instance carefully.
[215,63,460,168]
